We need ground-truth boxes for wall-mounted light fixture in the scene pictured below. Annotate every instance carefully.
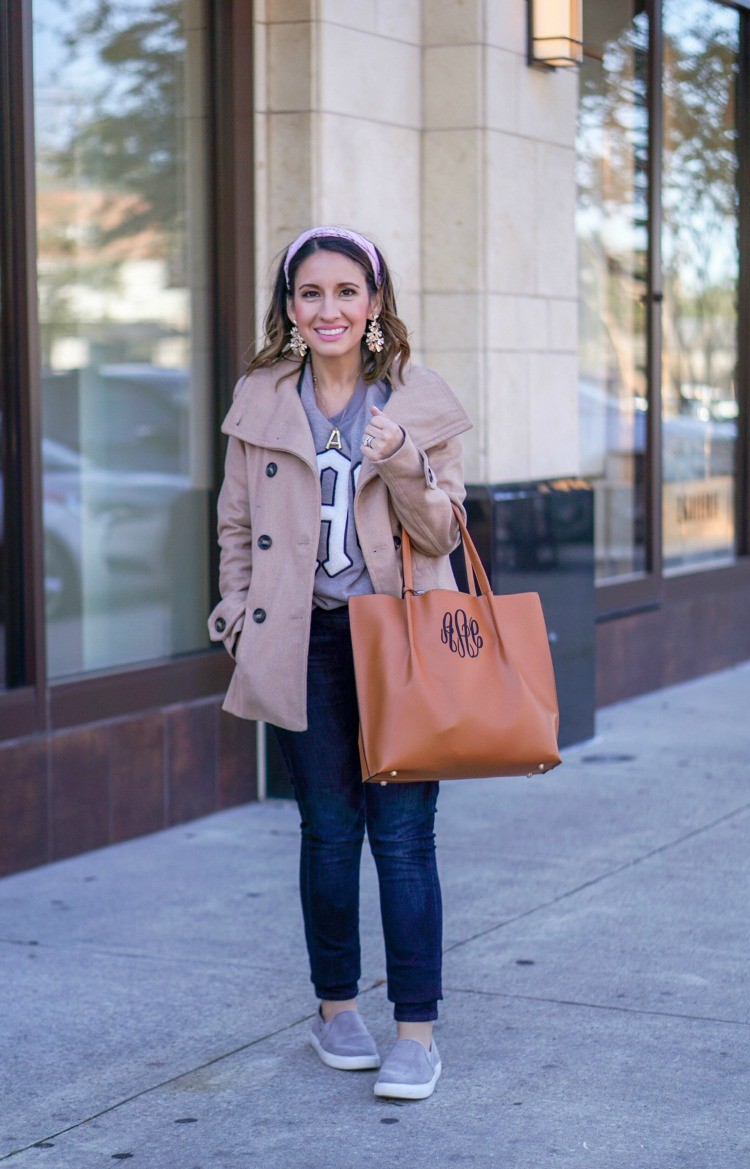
[527,0,583,70]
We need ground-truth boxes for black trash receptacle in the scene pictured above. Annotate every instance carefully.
[457,479,595,749]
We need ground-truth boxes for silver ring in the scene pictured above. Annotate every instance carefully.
[362,434,374,448]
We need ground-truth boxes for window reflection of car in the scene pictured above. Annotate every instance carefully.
[579,375,736,573]
[0,434,81,620]
[579,374,647,473]
[42,438,85,619]
[42,364,189,474]
[42,437,191,620]
[662,412,736,482]
[580,374,736,482]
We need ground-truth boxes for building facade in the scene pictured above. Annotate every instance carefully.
[1,0,747,875]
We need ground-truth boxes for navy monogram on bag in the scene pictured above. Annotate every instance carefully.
[440,609,483,658]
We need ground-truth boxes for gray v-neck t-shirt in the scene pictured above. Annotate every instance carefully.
[299,362,390,610]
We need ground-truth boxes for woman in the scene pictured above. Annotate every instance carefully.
[208,226,472,1100]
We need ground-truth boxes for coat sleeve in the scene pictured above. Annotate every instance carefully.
[371,428,466,557]
[207,402,253,659]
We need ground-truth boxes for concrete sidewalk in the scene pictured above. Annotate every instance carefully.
[1,665,749,1168]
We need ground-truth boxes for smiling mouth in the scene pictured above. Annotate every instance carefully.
[315,327,347,337]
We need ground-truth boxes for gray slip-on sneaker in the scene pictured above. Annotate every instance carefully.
[309,1009,381,1071]
[374,1038,442,1100]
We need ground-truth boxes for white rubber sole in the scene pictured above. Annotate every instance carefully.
[309,1031,381,1071]
[373,1059,442,1100]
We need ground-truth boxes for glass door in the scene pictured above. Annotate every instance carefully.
[0,312,6,689]
[577,0,651,582]
[33,0,214,678]
[661,0,740,573]
[579,0,747,599]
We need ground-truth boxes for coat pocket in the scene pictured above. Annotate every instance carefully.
[207,589,248,660]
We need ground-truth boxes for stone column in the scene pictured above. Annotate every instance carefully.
[254,1,422,339]
[422,0,580,484]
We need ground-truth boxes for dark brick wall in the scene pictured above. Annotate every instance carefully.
[3,581,746,875]
[596,582,750,708]
[0,699,257,877]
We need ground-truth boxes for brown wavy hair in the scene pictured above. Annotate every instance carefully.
[247,233,411,384]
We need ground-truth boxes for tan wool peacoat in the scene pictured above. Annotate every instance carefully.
[207,358,473,731]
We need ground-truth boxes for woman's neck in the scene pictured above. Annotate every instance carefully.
[310,350,363,401]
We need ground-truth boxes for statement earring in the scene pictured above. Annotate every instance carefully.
[365,315,385,354]
[288,323,308,359]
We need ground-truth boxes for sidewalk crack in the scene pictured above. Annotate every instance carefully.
[0,1012,315,1161]
[0,982,385,1160]
[442,984,750,1028]
[443,799,750,954]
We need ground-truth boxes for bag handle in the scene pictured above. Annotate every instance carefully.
[401,503,492,599]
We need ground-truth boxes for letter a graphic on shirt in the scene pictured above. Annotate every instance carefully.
[317,448,353,576]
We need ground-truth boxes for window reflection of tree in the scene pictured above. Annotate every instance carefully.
[576,5,649,578]
[38,1,188,367]
[53,0,185,268]
[577,8,649,411]
[662,4,739,425]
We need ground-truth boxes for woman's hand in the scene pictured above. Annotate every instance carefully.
[360,405,404,462]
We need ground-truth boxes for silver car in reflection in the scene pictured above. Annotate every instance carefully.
[42,437,192,620]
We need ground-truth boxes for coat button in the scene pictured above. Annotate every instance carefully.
[214,616,226,633]
[266,462,278,477]
[252,608,266,624]
[393,535,402,549]
[258,534,272,550]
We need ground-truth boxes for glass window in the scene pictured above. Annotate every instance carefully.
[661,0,739,573]
[0,410,6,690]
[577,1,650,582]
[33,0,212,678]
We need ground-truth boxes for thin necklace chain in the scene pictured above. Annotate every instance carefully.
[311,366,358,453]
[312,367,355,426]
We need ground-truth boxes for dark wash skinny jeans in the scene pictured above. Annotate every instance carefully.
[272,604,442,1023]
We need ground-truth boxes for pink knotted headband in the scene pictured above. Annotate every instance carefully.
[284,226,382,289]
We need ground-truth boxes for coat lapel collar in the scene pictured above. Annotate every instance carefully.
[221,359,472,485]
[221,360,317,470]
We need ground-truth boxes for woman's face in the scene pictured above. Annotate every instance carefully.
[288,250,380,364]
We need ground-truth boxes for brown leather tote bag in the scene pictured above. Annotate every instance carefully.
[349,506,561,783]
